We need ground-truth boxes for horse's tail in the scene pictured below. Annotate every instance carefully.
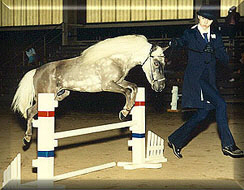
[11,69,36,119]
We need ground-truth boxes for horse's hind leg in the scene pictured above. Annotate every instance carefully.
[23,103,37,147]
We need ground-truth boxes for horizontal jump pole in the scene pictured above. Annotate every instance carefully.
[54,120,134,140]
[53,162,116,182]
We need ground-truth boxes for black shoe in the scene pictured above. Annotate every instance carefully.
[168,140,183,159]
[222,145,244,158]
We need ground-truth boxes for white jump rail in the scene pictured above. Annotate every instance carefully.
[54,120,134,140]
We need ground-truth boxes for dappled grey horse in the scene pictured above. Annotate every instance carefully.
[11,35,167,147]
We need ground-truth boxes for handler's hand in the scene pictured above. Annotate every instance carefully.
[204,43,214,54]
[169,38,178,48]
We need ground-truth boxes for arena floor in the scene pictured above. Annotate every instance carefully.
[0,99,244,189]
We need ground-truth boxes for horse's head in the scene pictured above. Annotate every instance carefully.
[142,45,167,92]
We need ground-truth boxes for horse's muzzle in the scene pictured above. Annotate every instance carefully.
[152,78,166,92]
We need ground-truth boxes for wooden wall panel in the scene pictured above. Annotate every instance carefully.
[2,0,13,26]
[220,0,228,16]
[220,0,239,17]
[26,0,38,25]
[86,0,194,23]
[178,0,193,19]
[53,0,62,24]
[14,0,26,26]
[178,0,183,19]
[0,0,63,26]
[40,0,51,25]
[162,0,177,20]
[240,0,244,16]
[146,0,161,20]
[187,0,194,18]
[87,0,101,23]
[116,0,130,22]
[131,0,145,21]
[101,0,115,22]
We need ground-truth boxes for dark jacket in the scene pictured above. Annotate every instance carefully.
[177,26,229,110]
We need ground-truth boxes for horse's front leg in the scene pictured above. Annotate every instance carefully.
[24,103,38,148]
[119,80,138,110]
[103,81,132,120]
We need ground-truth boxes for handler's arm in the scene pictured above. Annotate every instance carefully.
[169,30,189,48]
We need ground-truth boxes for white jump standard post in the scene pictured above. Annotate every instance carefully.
[32,93,57,187]
[167,85,181,112]
[118,88,166,169]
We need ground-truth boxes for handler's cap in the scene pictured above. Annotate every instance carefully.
[197,5,216,20]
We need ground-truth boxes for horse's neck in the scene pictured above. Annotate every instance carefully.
[132,46,151,67]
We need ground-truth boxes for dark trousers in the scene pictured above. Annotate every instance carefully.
[168,78,235,149]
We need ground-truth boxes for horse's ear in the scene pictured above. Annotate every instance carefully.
[150,43,158,54]
[162,46,170,54]
[152,43,158,51]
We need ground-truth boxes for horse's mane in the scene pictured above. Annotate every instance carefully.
[80,35,150,64]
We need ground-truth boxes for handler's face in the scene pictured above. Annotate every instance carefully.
[198,15,213,31]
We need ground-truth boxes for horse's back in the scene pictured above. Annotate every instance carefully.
[81,35,150,65]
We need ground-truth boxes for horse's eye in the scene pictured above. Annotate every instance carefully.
[154,60,160,67]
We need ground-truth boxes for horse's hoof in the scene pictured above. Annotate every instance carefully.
[22,137,31,150]
[119,111,126,121]
[119,110,131,121]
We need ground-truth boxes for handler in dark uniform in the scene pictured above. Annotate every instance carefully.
[168,5,244,158]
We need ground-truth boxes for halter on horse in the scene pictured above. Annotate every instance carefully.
[11,35,168,147]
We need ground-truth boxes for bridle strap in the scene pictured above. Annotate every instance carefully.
[141,44,165,83]
[141,44,155,66]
